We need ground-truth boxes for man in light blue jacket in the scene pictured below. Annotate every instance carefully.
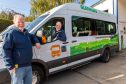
[2,14,41,84]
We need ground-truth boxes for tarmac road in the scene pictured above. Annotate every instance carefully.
[44,50,126,84]
[2,50,126,84]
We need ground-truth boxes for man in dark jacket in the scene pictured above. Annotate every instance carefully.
[52,21,66,41]
[2,14,41,84]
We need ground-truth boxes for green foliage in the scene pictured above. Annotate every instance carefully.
[25,16,34,22]
[0,9,24,21]
[0,19,13,32]
[30,0,75,18]
[0,11,13,20]
[80,0,85,4]
[0,9,25,32]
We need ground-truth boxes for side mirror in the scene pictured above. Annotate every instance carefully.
[36,30,43,38]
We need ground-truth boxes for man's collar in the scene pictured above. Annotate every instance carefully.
[13,26,26,33]
[19,28,24,32]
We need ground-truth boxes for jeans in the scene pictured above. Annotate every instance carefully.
[10,66,32,84]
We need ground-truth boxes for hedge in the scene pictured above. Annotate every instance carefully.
[0,19,13,32]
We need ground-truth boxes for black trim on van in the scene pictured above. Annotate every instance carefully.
[47,45,118,69]
[32,45,118,75]
[47,49,101,69]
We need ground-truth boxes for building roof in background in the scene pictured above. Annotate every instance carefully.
[91,0,106,7]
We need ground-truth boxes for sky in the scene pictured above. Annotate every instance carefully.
[0,0,30,16]
[0,0,100,16]
[85,0,100,6]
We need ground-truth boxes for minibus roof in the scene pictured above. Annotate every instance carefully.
[40,3,116,23]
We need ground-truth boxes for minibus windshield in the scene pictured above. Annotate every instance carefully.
[26,14,48,32]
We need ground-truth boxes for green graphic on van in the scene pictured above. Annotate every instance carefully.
[70,35,118,56]
[80,5,97,13]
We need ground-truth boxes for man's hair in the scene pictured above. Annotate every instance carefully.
[56,21,62,26]
[13,14,24,22]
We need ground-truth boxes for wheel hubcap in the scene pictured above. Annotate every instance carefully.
[32,71,40,84]
[106,52,110,61]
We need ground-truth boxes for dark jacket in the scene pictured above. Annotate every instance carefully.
[52,29,66,41]
[2,26,39,70]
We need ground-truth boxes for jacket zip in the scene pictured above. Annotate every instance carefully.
[27,36,31,41]
[18,51,21,57]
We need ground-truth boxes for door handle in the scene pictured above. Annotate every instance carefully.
[63,42,69,44]
[72,40,77,43]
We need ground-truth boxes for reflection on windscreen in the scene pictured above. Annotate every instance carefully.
[26,14,48,32]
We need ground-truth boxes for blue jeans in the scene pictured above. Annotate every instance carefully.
[10,66,32,84]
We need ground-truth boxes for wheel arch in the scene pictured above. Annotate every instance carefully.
[101,45,111,56]
[32,59,49,78]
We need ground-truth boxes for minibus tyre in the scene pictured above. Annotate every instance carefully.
[100,49,111,63]
[32,65,45,84]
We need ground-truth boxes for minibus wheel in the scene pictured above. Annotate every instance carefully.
[32,65,44,84]
[100,49,111,63]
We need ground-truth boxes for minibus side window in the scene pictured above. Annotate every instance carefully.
[72,16,91,37]
[96,21,106,35]
[36,17,65,44]
[90,19,97,35]
[105,23,116,35]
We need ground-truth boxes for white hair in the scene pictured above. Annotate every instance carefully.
[13,14,24,22]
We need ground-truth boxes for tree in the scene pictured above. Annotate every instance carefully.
[80,0,85,4]
[30,0,50,18]
[30,0,74,18]
[0,9,24,20]
[25,16,34,22]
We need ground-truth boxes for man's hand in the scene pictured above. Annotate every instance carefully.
[9,67,16,74]
[35,43,41,49]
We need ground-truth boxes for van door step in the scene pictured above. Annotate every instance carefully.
[71,61,91,70]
